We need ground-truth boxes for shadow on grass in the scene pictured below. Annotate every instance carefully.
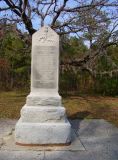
[68,98,118,127]
[69,111,90,120]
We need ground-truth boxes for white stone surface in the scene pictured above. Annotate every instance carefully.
[2,129,85,151]
[15,26,71,145]
[26,94,62,106]
[15,120,71,144]
[31,26,59,93]
[21,105,66,123]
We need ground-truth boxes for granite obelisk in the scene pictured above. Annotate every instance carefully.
[15,26,71,145]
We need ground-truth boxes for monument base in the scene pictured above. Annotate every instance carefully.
[15,119,71,145]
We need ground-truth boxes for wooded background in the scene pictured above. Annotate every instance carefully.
[0,0,118,96]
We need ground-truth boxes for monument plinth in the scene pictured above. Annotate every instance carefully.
[15,26,71,145]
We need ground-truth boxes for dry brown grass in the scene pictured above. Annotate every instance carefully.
[63,96,118,127]
[0,91,26,119]
[0,91,118,127]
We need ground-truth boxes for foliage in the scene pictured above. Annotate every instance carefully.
[0,24,31,90]
[60,36,88,60]
[0,0,117,72]
[0,24,118,96]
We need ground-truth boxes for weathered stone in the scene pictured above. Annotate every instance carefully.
[26,94,62,106]
[0,138,3,148]
[21,105,66,122]
[15,26,71,145]
[31,27,59,91]
[15,120,71,145]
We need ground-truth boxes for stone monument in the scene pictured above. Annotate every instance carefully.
[15,26,71,145]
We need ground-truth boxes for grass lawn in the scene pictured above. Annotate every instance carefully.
[0,91,118,127]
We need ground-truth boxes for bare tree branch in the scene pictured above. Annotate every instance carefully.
[51,0,69,26]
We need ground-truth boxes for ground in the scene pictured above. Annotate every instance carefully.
[0,91,118,160]
[0,91,118,126]
[0,119,118,160]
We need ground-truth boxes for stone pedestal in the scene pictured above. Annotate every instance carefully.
[15,26,71,145]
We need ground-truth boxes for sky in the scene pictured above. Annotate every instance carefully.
[0,0,117,48]
[0,0,80,31]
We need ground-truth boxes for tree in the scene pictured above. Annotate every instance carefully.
[77,6,110,48]
[0,0,118,72]
[0,0,117,35]
[61,36,88,60]
[0,22,31,89]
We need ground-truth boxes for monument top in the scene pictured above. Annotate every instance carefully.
[31,26,59,94]
[32,26,59,46]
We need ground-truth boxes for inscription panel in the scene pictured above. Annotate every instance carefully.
[32,46,58,88]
